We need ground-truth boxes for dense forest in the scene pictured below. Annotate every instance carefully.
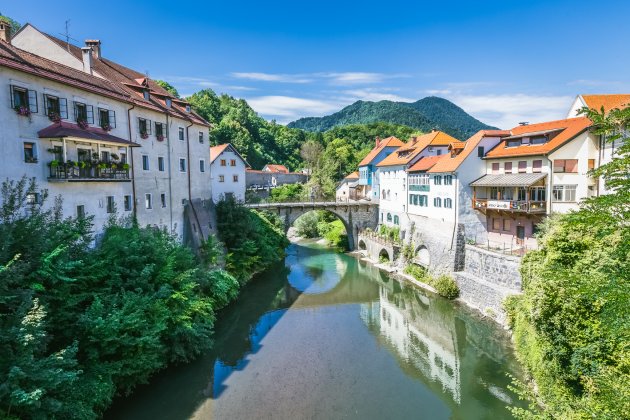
[287,96,496,140]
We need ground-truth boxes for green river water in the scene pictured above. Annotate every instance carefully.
[106,240,524,419]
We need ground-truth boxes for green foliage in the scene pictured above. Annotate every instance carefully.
[154,80,180,98]
[294,211,320,238]
[403,265,459,299]
[215,196,289,283]
[506,107,630,419]
[0,177,240,418]
[269,183,305,202]
[288,97,495,140]
[402,243,416,261]
[378,224,401,244]
[0,13,21,35]
[321,220,348,251]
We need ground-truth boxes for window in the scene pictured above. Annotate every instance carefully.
[76,205,85,218]
[418,195,428,207]
[220,159,226,166]
[120,152,127,164]
[179,158,186,172]
[44,94,67,119]
[158,156,165,172]
[124,195,132,211]
[552,185,577,202]
[553,159,578,173]
[160,193,167,208]
[518,161,527,173]
[233,174,239,182]
[51,145,63,162]
[588,159,595,171]
[477,146,485,157]
[531,136,547,145]
[199,159,205,172]
[106,196,115,213]
[142,155,150,170]
[10,85,38,114]
[436,149,442,156]
[531,186,546,201]
[138,118,151,136]
[185,104,191,112]
[504,162,513,174]
[444,198,452,208]
[219,175,225,182]
[393,215,399,225]
[26,193,41,206]
[409,174,430,185]
[517,187,527,201]
[230,159,236,167]
[444,175,453,185]
[23,142,36,163]
[179,127,185,141]
[506,139,520,148]
[73,101,93,124]
[98,108,116,129]
[433,175,442,185]
[143,90,150,100]
[100,151,110,162]
[198,131,204,143]
[433,197,442,207]
[492,163,500,174]
[492,218,501,230]
[387,213,392,222]
[503,219,511,231]
[155,122,166,139]
[165,98,172,108]
[145,194,153,209]
[533,160,543,173]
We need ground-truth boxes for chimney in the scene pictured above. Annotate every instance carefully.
[85,39,101,58]
[519,121,529,126]
[375,136,381,147]
[81,47,92,74]
[0,20,11,43]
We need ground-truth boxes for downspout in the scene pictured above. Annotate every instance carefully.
[126,103,137,222]
[450,173,459,250]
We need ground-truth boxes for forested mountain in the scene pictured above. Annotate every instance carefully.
[288,96,496,140]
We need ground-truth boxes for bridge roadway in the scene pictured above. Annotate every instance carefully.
[245,200,379,250]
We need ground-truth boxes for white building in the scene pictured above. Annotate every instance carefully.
[376,131,459,233]
[335,171,359,201]
[470,117,598,248]
[4,22,212,240]
[357,136,404,201]
[210,144,248,202]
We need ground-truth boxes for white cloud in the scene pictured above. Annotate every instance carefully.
[323,72,407,85]
[246,95,341,123]
[231,72,313,84]
[341,89,414,103]
[449,94,573,129]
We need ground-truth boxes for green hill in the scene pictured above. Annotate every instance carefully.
[287,96,496,140]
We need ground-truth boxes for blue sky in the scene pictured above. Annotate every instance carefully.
[4,1,630,128]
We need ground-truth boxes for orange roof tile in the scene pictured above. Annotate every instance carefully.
[345,171,359,180]
[210,144,230,163]
[263,164,289,173]
[358,136,405,166]
[428,130,510,173]
[408,155,445,172]
[484,118,591,159]
[581,94,630,113]
[376,131,460,167]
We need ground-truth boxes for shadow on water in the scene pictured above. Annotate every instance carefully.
[106,241,524,420]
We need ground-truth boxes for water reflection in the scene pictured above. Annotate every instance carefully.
[106,242,522,420]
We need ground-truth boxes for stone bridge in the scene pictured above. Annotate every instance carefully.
[246,201,379,250]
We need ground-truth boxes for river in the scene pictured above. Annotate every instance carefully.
[106,240,524,419]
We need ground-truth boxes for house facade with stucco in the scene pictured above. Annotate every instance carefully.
[210,144,248,202]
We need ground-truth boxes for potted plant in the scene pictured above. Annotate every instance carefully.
[97,162,107,170]
[122,163,130,170]
[49,160,60,168]
[25,156,38,163]
[101,123,112,132]
[156,134,165,142]
[47,148,57,154]
[15,105,31,117]
[66,160,77,168]
[78,161,88,169]
[77,118,89,129]
[140,131,149,139]
[48,112,61,123]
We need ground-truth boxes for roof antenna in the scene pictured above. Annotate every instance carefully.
[64,20,70,52]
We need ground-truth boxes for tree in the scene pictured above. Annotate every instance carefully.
[0,13,21,35]
[154,80,180,98]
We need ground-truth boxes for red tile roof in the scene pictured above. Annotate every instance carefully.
[358,136,405,166]
[345,171,359,180]
[210,143,251,168]
[429,130,510,173]
[484,118,591,159]
[38,121,139,146]
[581,94,630,113]
[263,164,289,173]
[376,131,460,167]
[408,155,445,172]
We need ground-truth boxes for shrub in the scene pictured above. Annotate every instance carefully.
[294,211,320,238]
[432,275,459,299]
[323,219,348,251]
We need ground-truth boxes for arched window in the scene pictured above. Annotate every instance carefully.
[387,213,392,222]
[393,215,399,225]
[382,189,386,199]
[387,190,391,200]
[444,198,452,208]
[434,197,442,207]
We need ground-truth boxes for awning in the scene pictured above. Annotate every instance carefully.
[38,122,140,147]
[470,173,547,187]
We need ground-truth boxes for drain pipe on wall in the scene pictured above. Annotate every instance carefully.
[126,103,137,221]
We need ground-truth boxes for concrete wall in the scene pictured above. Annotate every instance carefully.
[245,170,307,188]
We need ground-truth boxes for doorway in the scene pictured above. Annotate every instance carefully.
[516,225,525,245]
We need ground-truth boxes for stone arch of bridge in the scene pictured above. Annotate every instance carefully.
[286,208,354,250]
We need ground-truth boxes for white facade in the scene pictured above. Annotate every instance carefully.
[210,145,247,202]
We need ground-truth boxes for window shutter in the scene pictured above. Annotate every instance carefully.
[28,89,38,113]
[86,105,94,124]
[147,120,152,134]
[73,102,78,121]
[9,85,15,108]
[565,159,578,173]
[59,98,68,119]
[109,110,116,128]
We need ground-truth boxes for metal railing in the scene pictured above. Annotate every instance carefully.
[465,236,538,256]
[49,163,130,181]
[472,198,546,213]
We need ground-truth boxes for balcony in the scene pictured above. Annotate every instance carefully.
[48,162,130,182]
[472,198,546,213]
[409,184,430,192]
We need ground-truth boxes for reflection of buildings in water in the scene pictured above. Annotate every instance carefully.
[360,286,461,404]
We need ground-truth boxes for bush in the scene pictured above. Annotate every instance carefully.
[270,183,304,202]
[323,219,348,251]
[294,211,320,238]
[432,275,459,299]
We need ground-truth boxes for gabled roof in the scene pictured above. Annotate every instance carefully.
[581,94,630,113]
[344,171,359,180]
[358,136,405,167]
[263,164,289,173]
[407,155,445,172]
[38,121,139,146]
[429,130,510,173]
[376,131,460,167]
[210,143,250,168]
[485,118,591,159]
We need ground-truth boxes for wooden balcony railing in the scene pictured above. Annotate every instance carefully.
[472,198,546,213]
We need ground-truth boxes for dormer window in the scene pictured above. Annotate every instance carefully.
[506,139,521,148]
[165,98,172,108]
[185,104,191,113]
[531,136,547,145]
[143,90,150,100]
